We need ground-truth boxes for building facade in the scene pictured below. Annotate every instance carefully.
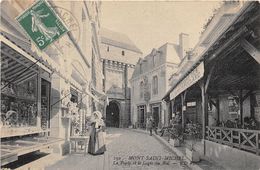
[100,28,142,127]
[1,0,104,165]
[130,34,189,129]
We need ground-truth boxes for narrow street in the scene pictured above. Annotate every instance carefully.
[45,128,190,170]
[2,1,259,169]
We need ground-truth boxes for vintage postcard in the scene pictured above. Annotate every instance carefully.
[1,0,260,170]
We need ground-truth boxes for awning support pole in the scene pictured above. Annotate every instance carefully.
[216,97,220,124]
[50,92,72,109]
[199,79,209,156]
[181,91,187,130]
[239,89,244,126]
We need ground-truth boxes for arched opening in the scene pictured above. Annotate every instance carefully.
[106,101,120,127]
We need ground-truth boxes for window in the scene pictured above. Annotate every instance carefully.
[122,50,125,56]
[140,81,144,98]
[152,76,158,95]
[107,46,109,52]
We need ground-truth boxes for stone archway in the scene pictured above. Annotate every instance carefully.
[106,101,120,127]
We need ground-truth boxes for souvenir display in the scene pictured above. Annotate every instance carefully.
[41,97,48,130]
[1,77,38,128]
[61,88,71,108]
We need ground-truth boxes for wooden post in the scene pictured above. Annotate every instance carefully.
[250,93,255,118]
[181,91,186,129]
[199,80,209,156]
[168,100,172,125]
[239,90,244,126]
[216,97,220,124]
[200,82,208,139]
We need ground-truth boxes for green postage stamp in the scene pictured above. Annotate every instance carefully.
[16,0,68,50]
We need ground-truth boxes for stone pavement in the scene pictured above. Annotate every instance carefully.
[45,128,191,170]
[2,128,225,170]
[131,128,226,170]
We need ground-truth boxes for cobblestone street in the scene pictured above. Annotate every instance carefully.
[46,128,190,170]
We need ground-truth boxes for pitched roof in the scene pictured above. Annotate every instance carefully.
[131,43,181,79]
[100,28,142,54]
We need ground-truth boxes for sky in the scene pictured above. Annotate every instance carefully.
[100,1,222,56]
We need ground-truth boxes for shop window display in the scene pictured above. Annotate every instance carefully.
[1,77,38,128]
[69,88,81,136]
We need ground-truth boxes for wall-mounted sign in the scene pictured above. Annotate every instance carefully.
[170,62,204,100]
[16,0,68,50]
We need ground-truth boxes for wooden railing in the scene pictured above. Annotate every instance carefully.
[206,126,260,155]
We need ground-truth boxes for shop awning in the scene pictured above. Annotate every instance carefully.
[0,31,51,73]
[169,62,204,100]
[1,45,38,85]
[0,30,87,93]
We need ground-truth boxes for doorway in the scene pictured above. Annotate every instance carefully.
[152,105,160,128]
[106,101,120,127]
[137,105,146,128]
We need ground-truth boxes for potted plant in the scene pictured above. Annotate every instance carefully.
[184,123,201,162]
[168,123,183,147]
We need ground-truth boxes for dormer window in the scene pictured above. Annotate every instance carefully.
[122,50,125,56]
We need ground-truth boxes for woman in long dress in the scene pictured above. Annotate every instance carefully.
[88,111,106,155]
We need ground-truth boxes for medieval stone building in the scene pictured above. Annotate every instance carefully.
[100,28,142,127]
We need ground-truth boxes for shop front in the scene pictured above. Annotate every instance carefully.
[1,33,63,166]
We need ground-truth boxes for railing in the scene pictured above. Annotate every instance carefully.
[206,126,260,155]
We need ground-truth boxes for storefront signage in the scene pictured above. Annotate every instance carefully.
[16,0,68,50]
[170,62,204,100]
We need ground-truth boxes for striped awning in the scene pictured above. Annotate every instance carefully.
[0,30,83,90]
[1,43,38,85]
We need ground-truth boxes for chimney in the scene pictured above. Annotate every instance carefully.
[179,33,189,59]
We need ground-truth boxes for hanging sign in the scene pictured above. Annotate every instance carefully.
[170,62,204,100]
[16,0,68,50]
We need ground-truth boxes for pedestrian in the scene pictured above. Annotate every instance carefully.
[88,111,106,155]
[152,117,158,135]
[146,117,150,131]
[147,116,157,136]
[147,116,153,136]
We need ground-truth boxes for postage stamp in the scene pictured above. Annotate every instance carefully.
[16,0,68,50]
